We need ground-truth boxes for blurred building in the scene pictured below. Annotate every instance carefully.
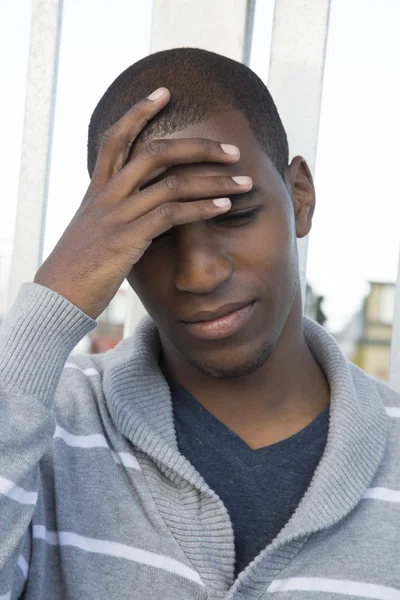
[335,281,396,383]
[84,287,129,354]
[304,282,327,327]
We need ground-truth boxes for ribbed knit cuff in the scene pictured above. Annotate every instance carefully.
[0,282,97,405]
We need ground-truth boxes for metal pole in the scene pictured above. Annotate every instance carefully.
[389,247,400,391]
[267,0,331,308]
[124,0,256,338]
[6,0,63,312]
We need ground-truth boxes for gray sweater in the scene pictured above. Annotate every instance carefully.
[0,282,400,600]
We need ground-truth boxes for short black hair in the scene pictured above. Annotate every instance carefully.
[87,47,289,180]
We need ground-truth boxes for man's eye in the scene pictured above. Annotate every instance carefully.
[213,207,260,226]
[152,207,260,243]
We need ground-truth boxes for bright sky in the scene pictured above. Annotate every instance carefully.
[1,0,400,332]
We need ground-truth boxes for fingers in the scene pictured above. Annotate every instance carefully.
[129,196,234,247]
[104,137,241,200]
[117,174,253,223]
[90,87,171,190]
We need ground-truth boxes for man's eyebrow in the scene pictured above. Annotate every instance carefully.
[230,185,262,204]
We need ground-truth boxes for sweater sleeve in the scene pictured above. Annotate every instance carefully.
[0,283,97,598]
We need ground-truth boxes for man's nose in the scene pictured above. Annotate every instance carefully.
[174,224,233,294]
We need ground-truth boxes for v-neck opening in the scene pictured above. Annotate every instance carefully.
[164,369,329,466]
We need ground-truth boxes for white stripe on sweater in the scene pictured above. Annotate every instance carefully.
[32,526,203,586]
[267,577,400,598]
[0,477,37,505]
[17,554,29,580]
[64,362,100,376]
[385,407,400,417]
[362,487,400,502]
[0,592,11,600]
[54,426,108,449]
[109,451,141,469]
[53,426,141,470]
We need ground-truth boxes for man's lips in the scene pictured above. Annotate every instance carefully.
[180,301,254,324]
[180,301,256,341]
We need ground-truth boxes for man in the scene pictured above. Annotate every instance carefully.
[0,48,399,599]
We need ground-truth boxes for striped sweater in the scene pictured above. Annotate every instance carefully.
[1,282,400,600]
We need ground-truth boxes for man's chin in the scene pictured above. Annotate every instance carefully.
[187,339,276,380]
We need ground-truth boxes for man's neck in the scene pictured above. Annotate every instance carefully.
[161,296,330,450]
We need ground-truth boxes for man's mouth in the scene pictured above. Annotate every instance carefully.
[181,301,256,340]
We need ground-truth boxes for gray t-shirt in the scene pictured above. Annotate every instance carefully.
[166,374,329,576]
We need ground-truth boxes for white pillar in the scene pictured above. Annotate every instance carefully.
[150,0,256,64]
[6,0,63,312]
[124,0,256,338]
[267,0,331,306]
[389,248,400,391]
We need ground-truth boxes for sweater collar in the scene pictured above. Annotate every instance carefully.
[274,316,388,542]
[104,314,388,539]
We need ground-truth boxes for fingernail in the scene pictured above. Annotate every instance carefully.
[232,176,252,186]
[147,87,166,101]
[213,198,231,208]
[221,144,240,157]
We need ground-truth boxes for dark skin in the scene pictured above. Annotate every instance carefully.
[127,109,330,449]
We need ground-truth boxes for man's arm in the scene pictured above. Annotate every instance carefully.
[0,282,96,597]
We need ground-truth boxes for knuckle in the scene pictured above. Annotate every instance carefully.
[201,138,213,153]
[163,175,182,192]
[80,189,102,212]
[93,183,113,207]
[144,139,169,158]
[196,200,209,213]
[213,176,226,188]
[101,124,120,147]
[159,202,177,221]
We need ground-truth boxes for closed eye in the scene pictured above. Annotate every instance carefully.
[212,207,261,226]
[152,207,261,244]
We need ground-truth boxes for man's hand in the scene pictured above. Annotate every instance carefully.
[34,87,251,320]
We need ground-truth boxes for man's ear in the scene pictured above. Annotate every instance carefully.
[285,156,316,238]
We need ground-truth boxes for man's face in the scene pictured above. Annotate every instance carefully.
[127,109,302,378]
